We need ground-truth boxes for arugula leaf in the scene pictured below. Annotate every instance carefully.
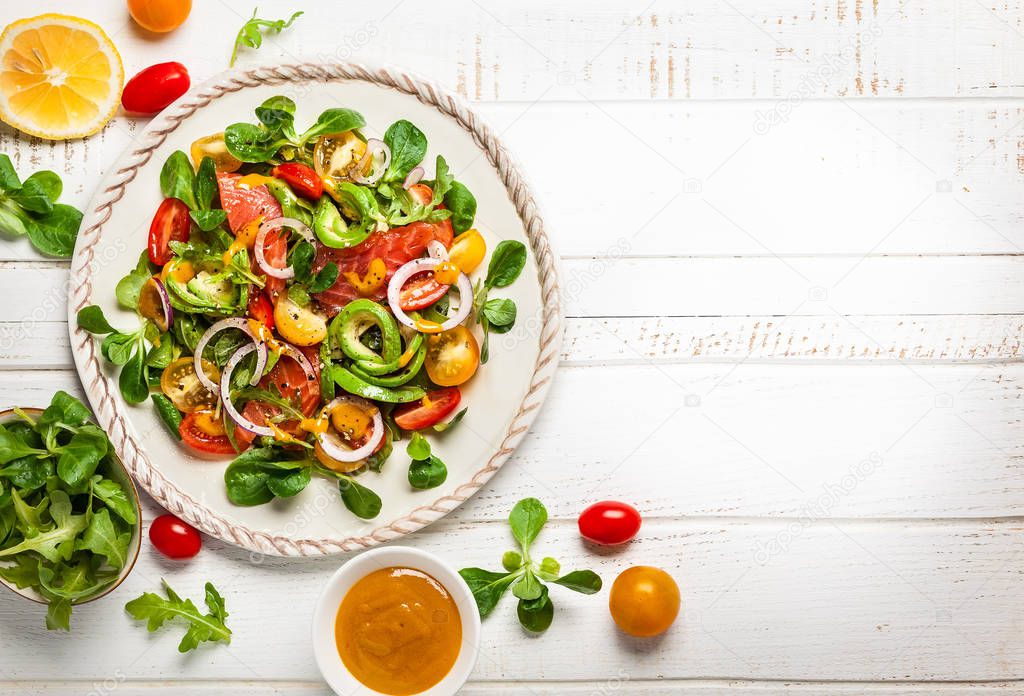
[46,598,72,631]
[55,425,108,487]
[0,491,88,564]
[91,476,138,525]
[230,9,303,66]
[77,508,131,569]
[125,580,232,653]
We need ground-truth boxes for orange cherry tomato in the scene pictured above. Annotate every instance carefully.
[424,327,479,387]
[608,566,680,637]
[127,0,192,33]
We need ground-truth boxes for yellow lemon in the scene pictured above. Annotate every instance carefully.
[0,14,124,140]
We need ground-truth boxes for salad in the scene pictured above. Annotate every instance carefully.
[78,97,526,521]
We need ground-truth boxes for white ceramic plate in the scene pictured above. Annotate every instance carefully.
[68,63,561,556]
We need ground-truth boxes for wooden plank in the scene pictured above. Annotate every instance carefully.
[2,0,1019,103]
[1,680,1020,695]
[2,362,1022,520]
[5,101,1024,261]
[11,255,1024,322]
[0,516,1020,682]
[4,314,1021,371]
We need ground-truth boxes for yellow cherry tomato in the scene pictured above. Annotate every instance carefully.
[273,296,327,347]
[190,132,242,172]
[313,132,366,179]
[127,0,192,33]
[425,326,480,387]
[608,566,680,637]
[448,229,486,275]
[160,357,219,413]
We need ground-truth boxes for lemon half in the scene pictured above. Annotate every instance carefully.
[0,14,124,140]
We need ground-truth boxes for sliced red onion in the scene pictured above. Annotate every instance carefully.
[387,257,474,332]
[351,138,391,186]
[402,166,424,190]
[317,396,384,463]
[194,318,268,393]
[254,217,315,280]
[220,344,275,437]
[427,240,448,260]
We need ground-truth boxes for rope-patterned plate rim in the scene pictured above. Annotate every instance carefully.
[67,62,562,556]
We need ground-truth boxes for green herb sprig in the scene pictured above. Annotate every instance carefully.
[0,154,83,257]
[125,580,231,652]
[459,498,602,633]
[473,240,527,363]
[406,432,446,490]
[230,9,303,66]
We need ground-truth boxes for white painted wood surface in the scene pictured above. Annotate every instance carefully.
[1,1,1023,694]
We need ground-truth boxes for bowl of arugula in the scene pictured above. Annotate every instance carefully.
[0,391,142,630]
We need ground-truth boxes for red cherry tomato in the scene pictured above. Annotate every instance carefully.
[179,410,235,455]
[271,162,323,200]
[393,387,461,431]
[247,290,275,329]
[578,500,642,545]
[398,272,449,311]
[149,513,201,559]
[121,62,191,115]
[148,197,190,266]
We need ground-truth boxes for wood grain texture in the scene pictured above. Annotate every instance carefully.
[4,101,1024,261]
[5,314,1020,371]
[1,363,1021,520]
[0,513,1021,683]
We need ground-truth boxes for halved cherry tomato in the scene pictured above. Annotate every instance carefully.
[161,357,219,413]
[313,132,365,179]
[128,0,192,33]
[449,228,487,275]
[609,566,680,637]
[393,387,461,431]
[578,500,642,545]
[121,62,190,115]
[247,291,275,330]
[424,326,479,387]
[179,409,235,454]
[274,296,327,346]
[271,162,323,200]
[398,272,449,311]
[190,133,242,172]
[148,197,190,266]
[149,513,201,559]
[407,183,434,206]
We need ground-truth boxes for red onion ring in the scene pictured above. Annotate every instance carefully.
[402,166,424,190]
[386,257,473,332]
[426,240,448,260]
[220,344,275,437]
[316,395,384,463]
[254,217,315,280]
[351,139,391,186]
[194,318,267,393]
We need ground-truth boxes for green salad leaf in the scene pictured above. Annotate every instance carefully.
[230,9,303,66]
[459,498,601,633]
[0,155,83,257]
[125,580,232,653]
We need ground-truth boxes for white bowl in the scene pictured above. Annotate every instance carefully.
[312,546,481,695]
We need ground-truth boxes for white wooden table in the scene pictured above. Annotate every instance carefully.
[1,1,1022,694]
